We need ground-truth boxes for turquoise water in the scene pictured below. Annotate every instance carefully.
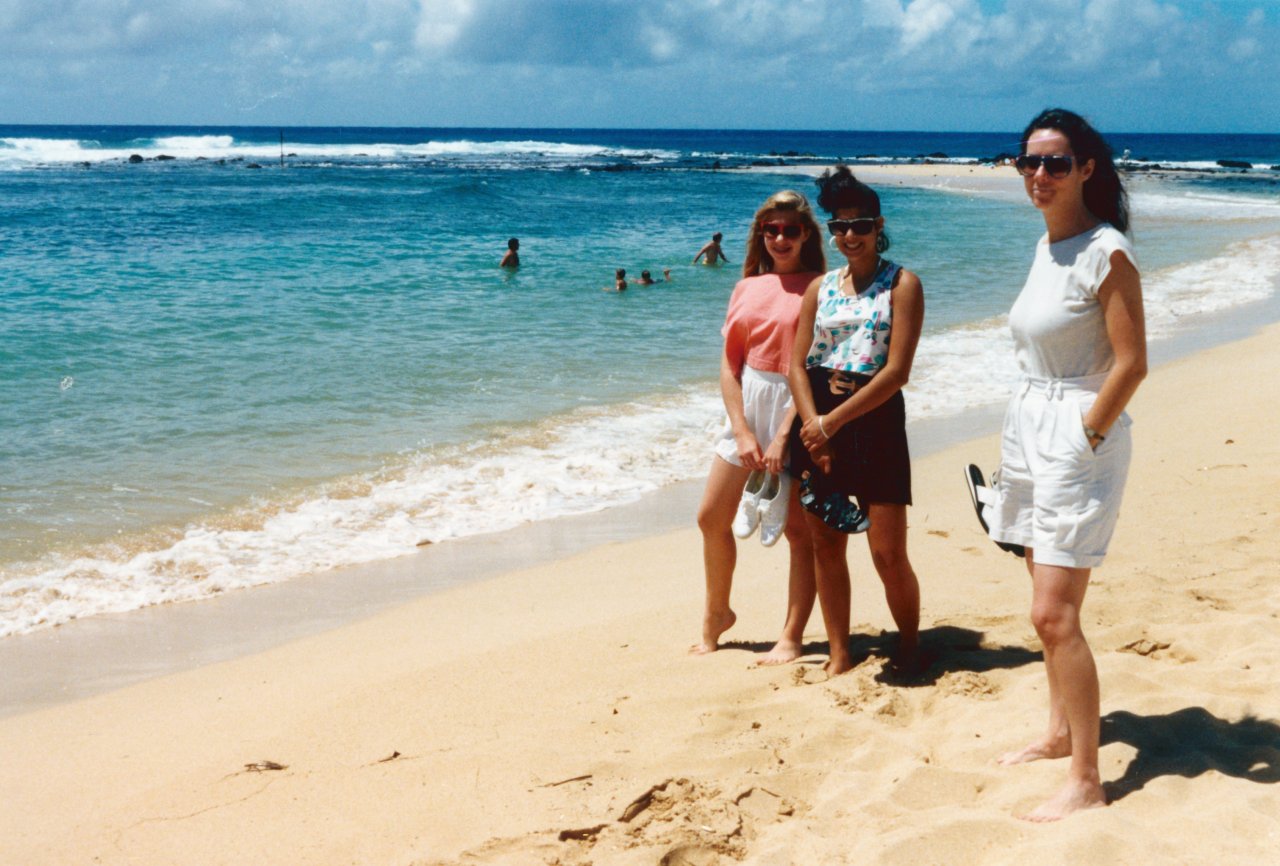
[2,127,1278,635]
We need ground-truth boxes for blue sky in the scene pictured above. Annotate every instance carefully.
[2,0,1277,132]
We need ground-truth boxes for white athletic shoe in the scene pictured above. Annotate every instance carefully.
[757,473,791,548]
[732,470,767,538]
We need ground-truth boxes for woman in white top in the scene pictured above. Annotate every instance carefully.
[987,108,1147,821]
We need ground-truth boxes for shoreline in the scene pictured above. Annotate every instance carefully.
[2,288,1278,718]
[4,209,1280,717]
[7,154,1277,645]
[3,316,1278,864]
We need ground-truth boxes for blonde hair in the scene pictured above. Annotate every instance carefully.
[742,190,826,278]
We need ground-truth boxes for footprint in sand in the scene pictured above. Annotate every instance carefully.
[826,674,913,725]
[889,765,992,812]
[936,671,999,700]
[790,665,830,686]
[1118,637,1171,657]
[1189,589,1233,611]
[660,845,723,866]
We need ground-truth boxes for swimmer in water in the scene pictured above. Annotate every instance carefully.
[694,233,729,266]
[500,237,519,268]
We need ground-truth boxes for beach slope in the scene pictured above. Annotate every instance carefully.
[2,324,1279,865]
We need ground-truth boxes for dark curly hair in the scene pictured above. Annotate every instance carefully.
[815,165,890,253]
[1021,108,1129,234]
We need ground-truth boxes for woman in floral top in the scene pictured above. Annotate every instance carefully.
[787,166,925,676]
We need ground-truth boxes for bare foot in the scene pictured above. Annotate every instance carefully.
[823,654,854,676]
[689,608,736,655]
[886,645,930,678]
[1020,777,1106,822]
[753,639,803,667]
[998,736,1071,766]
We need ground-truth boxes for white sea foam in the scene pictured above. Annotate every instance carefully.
[2,149,1278,637]
[1132,189,1280,221]
[0,388,725,637]
[0,136,678,170]
[3,233,1277,637]
[1143,234,1280,334]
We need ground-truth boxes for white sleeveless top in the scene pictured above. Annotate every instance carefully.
[805,259,900,374]
[1008,224,1137,380]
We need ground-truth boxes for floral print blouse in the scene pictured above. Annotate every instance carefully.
[804,259,899,374]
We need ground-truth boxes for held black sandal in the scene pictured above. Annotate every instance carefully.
[964,464,1025,558]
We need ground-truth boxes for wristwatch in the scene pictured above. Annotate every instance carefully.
[1083,423,1105,445]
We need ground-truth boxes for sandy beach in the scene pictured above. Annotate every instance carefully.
[3,303,1279,863]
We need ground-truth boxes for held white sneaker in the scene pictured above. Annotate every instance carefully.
[732,470,767,538]
[757,472,790,547]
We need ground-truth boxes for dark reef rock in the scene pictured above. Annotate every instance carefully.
[127,154,144,163]
[1217,159,1252,169]
[154,154,176,161]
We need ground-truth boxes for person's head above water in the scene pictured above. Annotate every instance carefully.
[507,238,519,250]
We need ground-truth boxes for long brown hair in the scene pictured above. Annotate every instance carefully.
[1021,107,1130,234]
[742,190,826,277]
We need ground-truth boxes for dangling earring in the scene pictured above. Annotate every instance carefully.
[829,235,840,248]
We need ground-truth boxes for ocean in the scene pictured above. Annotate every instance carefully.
[2,126,1279,637]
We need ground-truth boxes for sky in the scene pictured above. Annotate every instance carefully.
[1,0,1278,132]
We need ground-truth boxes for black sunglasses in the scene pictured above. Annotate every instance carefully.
[827,217,877,236]
[761,222,804,239]
[1014,154,1075,179]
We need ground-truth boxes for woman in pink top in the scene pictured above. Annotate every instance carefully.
[692,190,826,661]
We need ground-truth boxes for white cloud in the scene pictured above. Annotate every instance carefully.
[414,0,476,52]
[900,0,980,51]
[0,0,1275,128]
[1228,36,1258,60]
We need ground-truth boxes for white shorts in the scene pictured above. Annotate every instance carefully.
[987,374,1133,569]
[713,366,793,467]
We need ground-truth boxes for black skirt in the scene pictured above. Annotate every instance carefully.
[788,367,912,506]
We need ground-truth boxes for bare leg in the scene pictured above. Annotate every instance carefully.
[691,456,750,654]
[998,550,1072,764]
[805,512,853,674]
[1010,558,1106,821]
[863,502,921,670]
[755,482,816,665]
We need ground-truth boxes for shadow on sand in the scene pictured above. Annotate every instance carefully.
[723,624,1041,684]
[1102,707,1280,802]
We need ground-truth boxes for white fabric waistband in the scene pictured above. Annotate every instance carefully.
[742,365,789,385]
[1018,372,1109,400]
